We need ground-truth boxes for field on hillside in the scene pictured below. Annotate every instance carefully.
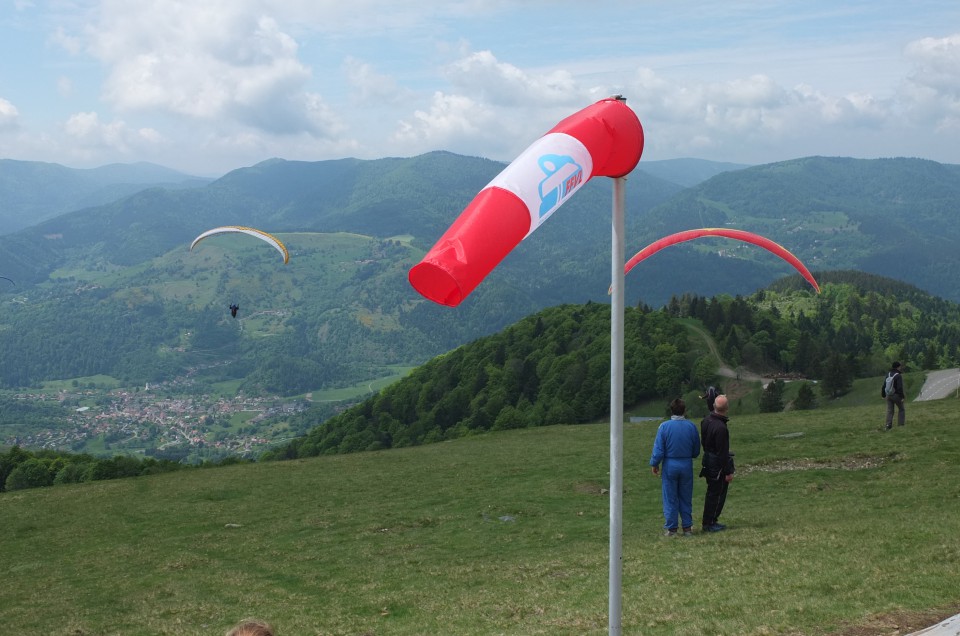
[3,399,959,635]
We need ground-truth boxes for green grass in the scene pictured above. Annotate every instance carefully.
[2,399,959,635]
[307,365,417,402]
[40,374,122,391]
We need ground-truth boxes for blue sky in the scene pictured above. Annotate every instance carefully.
[1,1,959,176]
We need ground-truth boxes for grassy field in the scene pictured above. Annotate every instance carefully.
[3,398,959,635]
[306,365,417,402]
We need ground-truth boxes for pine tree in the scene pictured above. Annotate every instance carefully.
[759,379,785,413]
[793,382,817,410]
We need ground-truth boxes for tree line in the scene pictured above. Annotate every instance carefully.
[0,444,258,493]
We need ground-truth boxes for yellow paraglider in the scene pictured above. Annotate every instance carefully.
[189,226,289,264]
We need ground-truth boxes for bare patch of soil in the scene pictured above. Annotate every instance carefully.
[574,482,607,496]
[742,453,899,474]
[828,606,960,635]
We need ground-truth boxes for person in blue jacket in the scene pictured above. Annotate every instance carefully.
[649,397,701,537]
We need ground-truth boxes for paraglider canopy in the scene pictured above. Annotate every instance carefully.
[622,228,820,293]
[0,276,14,287]
[190,226,289,264]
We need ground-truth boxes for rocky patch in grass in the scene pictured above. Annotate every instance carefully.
[743,453,901,474]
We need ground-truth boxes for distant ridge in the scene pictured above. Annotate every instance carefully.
[0,159,212,234]
[637,157,750,187]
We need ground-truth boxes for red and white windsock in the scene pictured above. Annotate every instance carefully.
[408,96,645,306]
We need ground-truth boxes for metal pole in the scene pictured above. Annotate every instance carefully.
[609,176,626,635]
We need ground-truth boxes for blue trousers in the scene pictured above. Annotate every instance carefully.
[660,459,694,530]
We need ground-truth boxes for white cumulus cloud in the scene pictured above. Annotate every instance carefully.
[81,1,341,138]
[64,111,164,154]
[902,32,960,131]
[445,50,582,107]
[0,98,20,130]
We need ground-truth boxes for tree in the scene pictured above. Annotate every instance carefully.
[690,356,718,391]
[820,352,854,398]
[5,458,54,491]
[492,405,526,430]
[759,379,785,413]
[655,362,685,397]
[793,382,817,410]
[0,445,31,492]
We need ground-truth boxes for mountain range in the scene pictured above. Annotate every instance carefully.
[0,159,211,234]
[1,152,959,394]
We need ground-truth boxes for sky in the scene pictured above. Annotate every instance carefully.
[1,1,959,177]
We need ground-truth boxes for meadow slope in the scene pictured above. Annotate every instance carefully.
[2,399,959,635]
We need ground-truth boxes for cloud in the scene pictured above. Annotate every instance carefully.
[393,92,494,149]
[905,33,960,96]
[903,33,960,131]
[0,98,20,131]
[444,50,582,107]
[80,1,342,138]
[63,111,163,154]
[389,49,603,160]
[343,56,414,104]
[617,65,899,161]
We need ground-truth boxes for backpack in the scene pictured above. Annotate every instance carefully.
[883,372,898,397]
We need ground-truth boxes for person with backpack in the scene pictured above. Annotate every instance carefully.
[881,361,905,429]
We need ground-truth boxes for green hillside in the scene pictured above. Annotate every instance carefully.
[4,269,957,463]
[639,156,960,303]
[267,273,960,460]
[2,399,958,635]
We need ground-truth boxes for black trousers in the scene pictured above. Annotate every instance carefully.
[702,476,729,526]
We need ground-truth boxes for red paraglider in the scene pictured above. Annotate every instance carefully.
[409,96,644,307]
[622,228,820,293]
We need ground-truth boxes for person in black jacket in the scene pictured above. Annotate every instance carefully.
[882,361,905,429]
[699,394,734,532]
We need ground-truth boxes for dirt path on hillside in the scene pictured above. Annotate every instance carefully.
[686,323,960,405]
[685,322,775,393]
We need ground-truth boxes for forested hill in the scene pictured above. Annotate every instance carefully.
[637,156,960,303]
[265,271,960,459]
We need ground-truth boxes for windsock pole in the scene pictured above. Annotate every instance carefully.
[406,96,644,634]
[609,177,626,636]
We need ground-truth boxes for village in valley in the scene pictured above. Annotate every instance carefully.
[4,380,312,464]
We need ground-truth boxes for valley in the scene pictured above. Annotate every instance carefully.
[1,365,414,464]
[3,379,309,463]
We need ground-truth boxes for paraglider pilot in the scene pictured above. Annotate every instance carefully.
[230,304,239,318]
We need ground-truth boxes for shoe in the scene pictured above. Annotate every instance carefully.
[663,529,677,537]
[682,528,693,537]
[702,523,726,533]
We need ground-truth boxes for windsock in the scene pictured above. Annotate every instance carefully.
[408,96,644,306]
